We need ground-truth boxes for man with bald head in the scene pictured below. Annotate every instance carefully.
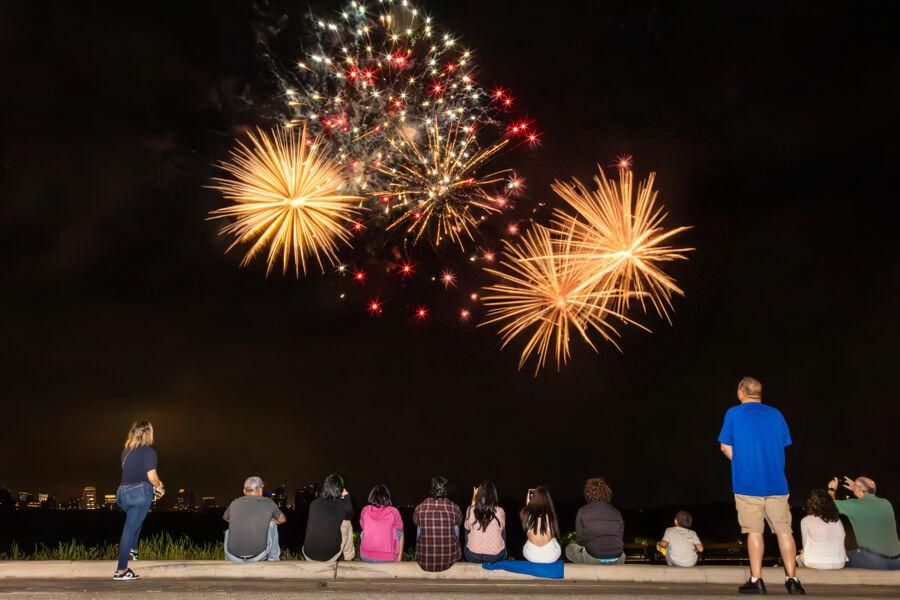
[828,476,900,569]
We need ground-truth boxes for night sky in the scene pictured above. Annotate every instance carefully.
[2,1,899,510]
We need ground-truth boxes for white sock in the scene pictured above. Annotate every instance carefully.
[786,576,798,582]
[750,576,759,582]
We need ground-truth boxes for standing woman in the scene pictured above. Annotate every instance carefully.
[114,421,164,581]
[520,485,561,563]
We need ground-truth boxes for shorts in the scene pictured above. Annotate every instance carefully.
[734,494,792,535]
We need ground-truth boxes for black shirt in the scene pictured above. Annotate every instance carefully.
[120,446,157,486]
[575,501,625,559]
[302,496,354,561]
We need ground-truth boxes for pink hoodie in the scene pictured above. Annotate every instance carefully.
[360,505,404,562]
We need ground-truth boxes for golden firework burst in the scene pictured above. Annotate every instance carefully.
[209,124,363,277]
[551,166,693,322]
[376,117,510,248]
[481,224,639,375]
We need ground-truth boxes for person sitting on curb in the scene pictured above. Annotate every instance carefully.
[797,489,846,570]
[657,510,703,567]
[828,476,900,570]
[413,476,462,572]
[718,376,805,595]
[303,473,355,562]
[565,477,625,565]
[521,486,562,563]
[359,484,404,563]
[223,476,286,563]
[464,481,507,564]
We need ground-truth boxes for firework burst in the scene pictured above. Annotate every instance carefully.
[266,0,537,198]
[375,118,510,248]
[209,124,363,277]
[481,225,637,375]
[551,166,693,321]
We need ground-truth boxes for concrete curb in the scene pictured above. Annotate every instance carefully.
[0,561,898,586]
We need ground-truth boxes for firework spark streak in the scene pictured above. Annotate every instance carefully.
[209,124,363,277]
[375,118,510,248]
[481,225,638,375]
[550,166,693,321]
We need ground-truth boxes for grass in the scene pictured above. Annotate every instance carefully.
[1,533,233,561]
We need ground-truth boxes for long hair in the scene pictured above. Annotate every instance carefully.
[321,473,345,500]
[472,481,499,532]
[519,485,560,539]
[124,421,154,449]
[368,484,392,507]
[430,475,449,499]
[805,489,840,523]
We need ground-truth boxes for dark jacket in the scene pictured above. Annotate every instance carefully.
[575,501,625,558]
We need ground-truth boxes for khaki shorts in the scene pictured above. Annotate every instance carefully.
[734,494,792,535]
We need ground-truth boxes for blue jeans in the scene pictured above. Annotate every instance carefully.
[464,546,507,563]
[847,548,900,570]
[116,483,153,570]
[224,521,280,563]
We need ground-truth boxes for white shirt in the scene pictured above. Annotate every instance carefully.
[662,526,701,567]
[799,515,846,569]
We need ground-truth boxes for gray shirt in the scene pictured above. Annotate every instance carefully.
[662,526,701,567]
[224,496,282,557]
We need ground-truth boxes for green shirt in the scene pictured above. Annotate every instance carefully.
[835,494,900,556]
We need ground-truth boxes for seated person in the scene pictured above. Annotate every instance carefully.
[359,484,404,562]
[223,476,286,563]
[657,510,703,567]
[302,473,355,562]
[797,489,846,569]
[829,476,900,570]
[413,476,462,572]
[565,477,625,565]
[520,486,561,563]
[464,481,507,563]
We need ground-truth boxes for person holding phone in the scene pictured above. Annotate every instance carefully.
[114,421,164,581]
[520,486,561,563]
[828,476,900,569]
[463,481,506,563]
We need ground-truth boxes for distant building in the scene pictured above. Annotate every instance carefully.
[16,491,32,510]
[272,484,288,510]
[175,488,195,511]
[82,486,97,510]
[200,496,217,510]
[103,494,117,508]
[38,493,49,503]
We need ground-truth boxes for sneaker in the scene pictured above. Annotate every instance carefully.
[738,578,766,594]
[113,568,140,581]
[785,578,806,595]
[129,550,138,561]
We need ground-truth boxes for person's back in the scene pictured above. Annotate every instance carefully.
[576,501,624,559]
[304,496,354,560]
[413,476,462,572]
[224,495,281,557]
[661,526,701,567]
[721,402,790,497]
[360,504,404,562]
[799,515,846,569]
[836,494,900,557]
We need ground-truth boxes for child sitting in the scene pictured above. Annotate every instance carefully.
[656,510,703,567]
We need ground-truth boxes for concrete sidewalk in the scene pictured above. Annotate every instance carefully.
[1,561,899,587]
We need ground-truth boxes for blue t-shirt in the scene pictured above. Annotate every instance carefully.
[718,402,791,496]
[120,446,158,486]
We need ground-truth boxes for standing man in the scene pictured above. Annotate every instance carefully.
[223,476,286,563]
[718,377,805,595]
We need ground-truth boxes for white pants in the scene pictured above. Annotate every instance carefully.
[523,538,561,563]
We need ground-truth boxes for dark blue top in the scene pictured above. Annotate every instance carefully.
[120,446,157,486]
[718,402,792,496]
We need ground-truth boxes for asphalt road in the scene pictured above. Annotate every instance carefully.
[1,579,898,599]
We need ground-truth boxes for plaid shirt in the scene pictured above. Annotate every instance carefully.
[413,497,462,571]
